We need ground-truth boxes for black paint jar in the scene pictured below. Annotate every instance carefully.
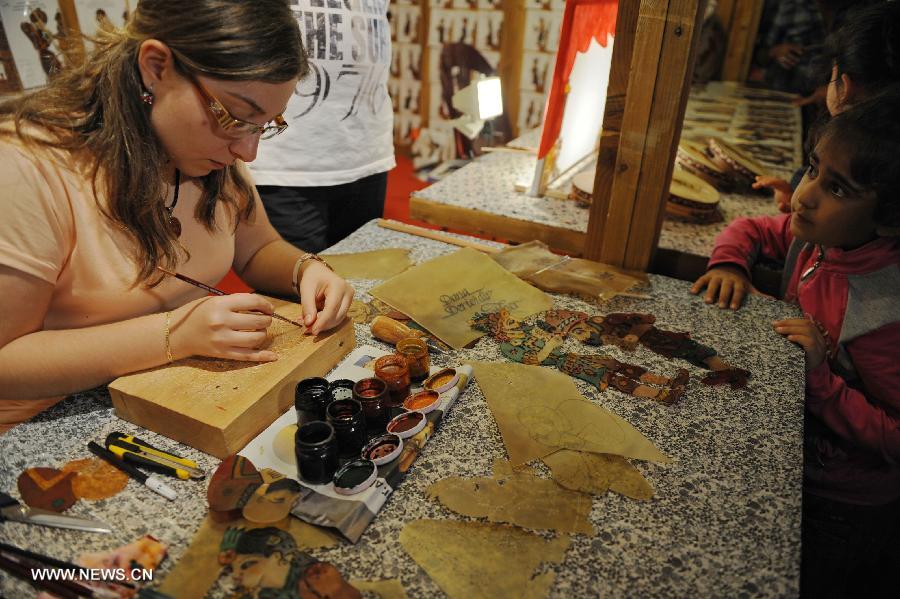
[326,398,368,459]
[295,420,339,484]
[295,377,332,424]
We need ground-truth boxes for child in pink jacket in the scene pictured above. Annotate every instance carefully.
[692,91,900,597]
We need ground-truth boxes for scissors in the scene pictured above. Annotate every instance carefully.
[0,491,112,533]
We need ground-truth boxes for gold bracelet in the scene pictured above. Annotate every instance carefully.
[291,252,333,297]
[164,311,174,363]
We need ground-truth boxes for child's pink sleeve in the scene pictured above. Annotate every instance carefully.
[707,213,794,277]
[806,322,900,463]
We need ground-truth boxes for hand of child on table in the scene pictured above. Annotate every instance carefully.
[171,293,278,362]
[752,176,793,213]
[297,261,355,335]
[691,265,770,310]
[770,43,804,69]
[773,317,827,370]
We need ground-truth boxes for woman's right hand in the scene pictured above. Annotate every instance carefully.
[690,265,769,310]
[752,176,793,213]
[169,293,278,362]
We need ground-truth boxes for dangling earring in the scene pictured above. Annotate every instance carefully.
[141,85,154,106]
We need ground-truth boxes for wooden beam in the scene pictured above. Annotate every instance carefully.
[500,0,527,138]
[583,1,642,262]
[720,0,763,82]
[409,195,586,255]
[584,0,705,271]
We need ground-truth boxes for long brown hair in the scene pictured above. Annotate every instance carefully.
[0,0,307,284]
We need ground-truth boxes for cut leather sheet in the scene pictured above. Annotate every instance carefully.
[17,467,77,512]
[61,457,129,501]
[349,578,408,599]
[400,519,570,599]
[370,248,552,349]
[323,248,413,280]
[491,240,648,301]
[427,461,594,535]
[543,449,654,500]
[467,361,670,466]
[158,515,339,599]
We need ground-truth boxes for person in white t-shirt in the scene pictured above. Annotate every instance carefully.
[250,0,395,252]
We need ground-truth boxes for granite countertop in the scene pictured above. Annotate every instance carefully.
[0,220,804,598]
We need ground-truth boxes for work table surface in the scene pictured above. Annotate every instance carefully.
[0,220,805,597]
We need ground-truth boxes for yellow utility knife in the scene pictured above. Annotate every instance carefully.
[105,432,205,480]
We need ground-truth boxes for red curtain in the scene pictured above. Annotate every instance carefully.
[538,0,618,159]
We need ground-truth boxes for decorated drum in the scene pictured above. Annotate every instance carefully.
[666,168,722,224]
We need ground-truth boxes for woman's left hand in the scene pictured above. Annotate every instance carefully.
[298,261,354,335]
[773,318,827,371]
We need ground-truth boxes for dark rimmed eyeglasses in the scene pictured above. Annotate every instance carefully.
[190,76,288,140]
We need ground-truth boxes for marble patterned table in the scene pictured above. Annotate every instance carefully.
[0,220,804,598]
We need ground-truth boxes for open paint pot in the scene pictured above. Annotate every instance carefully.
[374,354,411,408]
[403,390,440,414]
[386,411,427,439]
[295,421,339,484]
[353,377,389,432]
[423,368,459,394]
[295,377,332,424]
[333,459,377,495]
[326,398,368,459]
[361,433,403,466]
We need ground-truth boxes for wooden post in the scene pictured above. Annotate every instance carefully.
[720,0,763,82]
[584,0,706,271]
[499,0,527,138]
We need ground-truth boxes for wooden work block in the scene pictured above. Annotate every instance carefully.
[109,302,355,458]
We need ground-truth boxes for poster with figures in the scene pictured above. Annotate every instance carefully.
[73,0,131,49]
[518,91,546,132]
[0,0,63,90]
[399,43,421,81]
[475,10,502,50]
[520,51,551,94]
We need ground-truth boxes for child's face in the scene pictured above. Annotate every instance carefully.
[791,136,879,249]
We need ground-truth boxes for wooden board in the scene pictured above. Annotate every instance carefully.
[109,300,355,458]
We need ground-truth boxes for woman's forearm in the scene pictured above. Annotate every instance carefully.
[237,239,303,297]
[0,311,168,398]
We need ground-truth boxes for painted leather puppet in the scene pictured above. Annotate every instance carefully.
[539,309,750,389]
[470,310,688,403]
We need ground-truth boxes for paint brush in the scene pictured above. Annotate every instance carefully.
[157,266,305,329]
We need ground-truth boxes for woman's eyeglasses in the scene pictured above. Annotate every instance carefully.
[190,76,288,140]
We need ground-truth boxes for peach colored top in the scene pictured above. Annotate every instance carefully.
[0,136,238,432]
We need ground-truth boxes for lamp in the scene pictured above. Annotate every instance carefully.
[450,75,503,140]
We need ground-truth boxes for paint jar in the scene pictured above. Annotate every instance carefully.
[374,354,411,407]
[326,398,368,459]
[295,421,339,484]
[353,377,389,432]
[295,377,332,423]
[396,337,430,383]
[329,379,356,402]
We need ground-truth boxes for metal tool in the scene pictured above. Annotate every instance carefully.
[105,432,205,480]
[0,492,112,533]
